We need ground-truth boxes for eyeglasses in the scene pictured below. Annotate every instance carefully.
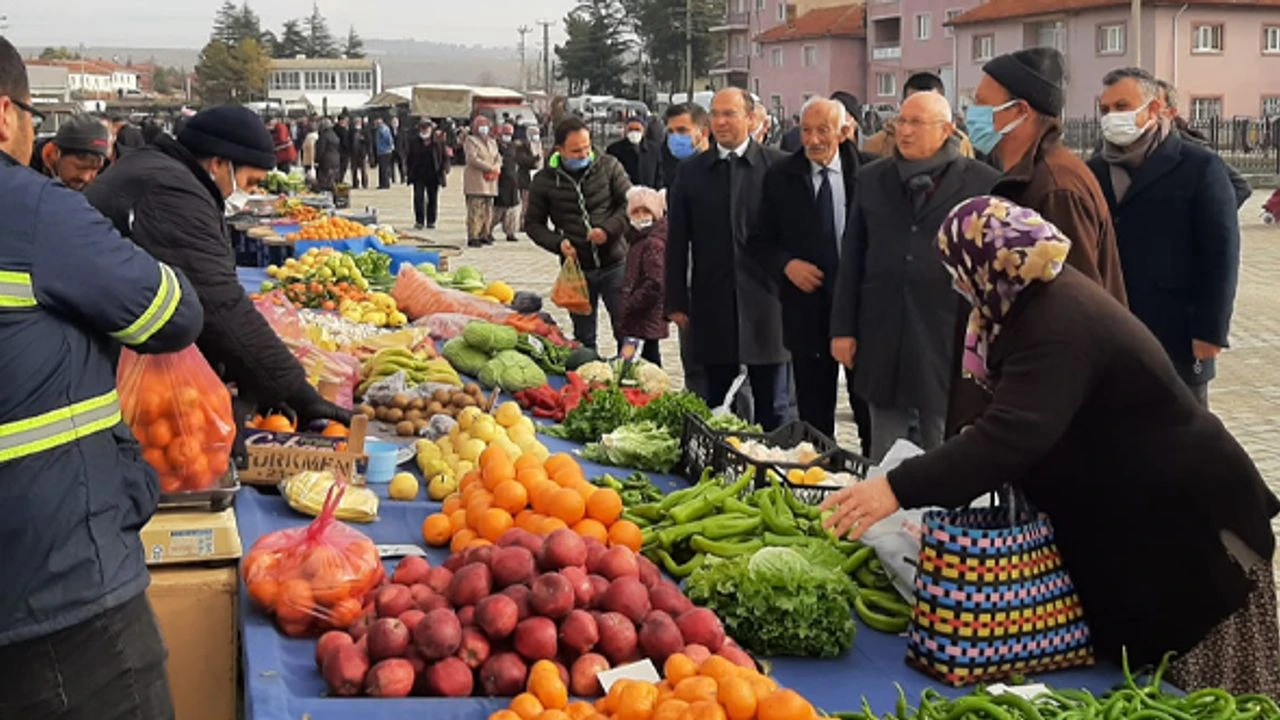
[892,117,945,130]
[11,98,45,130]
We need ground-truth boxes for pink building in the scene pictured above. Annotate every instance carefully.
[949,0,1280,118]
[710,0,792,90]
[865,0,983,105]
[752,4,869,118]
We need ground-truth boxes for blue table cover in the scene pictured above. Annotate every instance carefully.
[232,270,1141,719]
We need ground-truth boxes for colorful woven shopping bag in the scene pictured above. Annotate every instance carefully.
[905,505,1094,685]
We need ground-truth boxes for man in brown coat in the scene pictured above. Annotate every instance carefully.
[946,47,1128,435]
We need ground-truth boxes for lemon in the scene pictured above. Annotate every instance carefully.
[426,473,458,500]
[454,460,474,476]
[416,440,441,459]
[787,468,805,485]
[388,472,419,501]
[527,442,550,462]
[496,438,523,460]
[726,436,742,449]
[471,416,497,443]
[459,438,487,463]
[493,401,522,428]
[457,406,483,432]
[803,467,826,486]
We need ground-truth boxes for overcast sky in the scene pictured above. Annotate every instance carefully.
[6,0,572,48]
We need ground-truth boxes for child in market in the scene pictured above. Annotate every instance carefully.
[618,186,669,367]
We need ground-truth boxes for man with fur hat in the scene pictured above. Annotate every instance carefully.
[946,47,1129,435]
[86,105,352,428]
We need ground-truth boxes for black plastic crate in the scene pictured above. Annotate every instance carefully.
[679,414,870,504]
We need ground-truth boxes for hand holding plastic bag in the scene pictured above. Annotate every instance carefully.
[241,483,385,636]
[118,346,234,494]
[550,256,592,315]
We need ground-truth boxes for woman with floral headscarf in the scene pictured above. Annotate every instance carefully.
[821,196,1280,697]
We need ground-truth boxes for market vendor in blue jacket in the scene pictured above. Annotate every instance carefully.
[0,38,204,719]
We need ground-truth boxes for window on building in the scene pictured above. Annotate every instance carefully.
[269,71,301,90]
[771,47,784,68]
[944,9,962,37]
[876,72,896,97]
[732,34,746,56]
[1028,20,1065,51]
[345,71,372,91]
[753,41,763,57]
[753,78,761,96]
[736,0,746,12]
[802,45,817,67]
[776,2,786,22]
[770,94,782,109]
[1262,96,1280,117]
[1190,97,1222,121]
[972,34,995,62]
[1265,26,1280,53]
[1097,24,1125,55]
[304,70,337,90]
[756,0,765,10]
[915,13,931,41]
[1192,24,1223,53]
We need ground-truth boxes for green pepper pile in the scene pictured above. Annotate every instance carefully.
[515,332,572,375]
[625,469,914,636]
[831,652,1280,720]
[592,472,665,506]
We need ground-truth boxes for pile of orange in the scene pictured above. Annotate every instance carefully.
[286,216,373,242]
[488,652,819,720]
[422,449,644,554]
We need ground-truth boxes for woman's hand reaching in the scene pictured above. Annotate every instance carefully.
[819,476,901,541]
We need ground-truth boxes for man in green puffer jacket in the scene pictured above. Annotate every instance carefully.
[524,117,632,351]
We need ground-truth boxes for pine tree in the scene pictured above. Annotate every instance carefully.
[211,1,241,45]
[622,0,717,91]
[195,36,270,103]
[556,0,631,96]
[275,19,307,58]
[304,3,339,59]
[344,26,365,59]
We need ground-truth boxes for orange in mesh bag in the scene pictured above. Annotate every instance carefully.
[551,256,592,314]
[118,345,234,494]
[242,484,385,637]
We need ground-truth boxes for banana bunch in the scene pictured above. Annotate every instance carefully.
[339,291,407,328]
[358,347,462,397]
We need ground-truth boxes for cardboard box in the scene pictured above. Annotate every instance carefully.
[148,565,238,720]
[240,415,368,486]
[140,508,243,566]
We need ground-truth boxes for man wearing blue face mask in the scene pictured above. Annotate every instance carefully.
[945,48,1130,438]
[524,117,632,351]
[660,102,710,189]
[1087,67,1241,408]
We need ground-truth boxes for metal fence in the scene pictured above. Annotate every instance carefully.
[1061,116,1280,175]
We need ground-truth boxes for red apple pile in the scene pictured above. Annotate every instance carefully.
[313,528,755,698]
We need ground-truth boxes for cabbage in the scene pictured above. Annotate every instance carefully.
[462,321,518,353]
[441,337,490,377]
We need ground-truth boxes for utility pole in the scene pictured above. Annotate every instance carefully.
[1130,0,1141,68]
[517,25,531,92]
[685,0,694,98]
[538,20,553,97]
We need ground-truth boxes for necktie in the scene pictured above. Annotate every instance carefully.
[726,151,740,244]
[816,167,838,258]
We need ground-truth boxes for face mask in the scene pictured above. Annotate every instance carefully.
[501,134,513,143]
[667,133,696,159]
[221,162,250,215]
[528,135,540,143]
[626,131,643,145]
[630,217,654,231]
[965,100,1024,156]
[561,154,591,172]
[420,132,431,140]
[1100,105,1152,147]
[477,126,490,136]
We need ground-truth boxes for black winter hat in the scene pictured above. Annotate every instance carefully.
[830,91,861,119]
[178,105,276,170]
[54,114,111,156]
[983,48,1066,117]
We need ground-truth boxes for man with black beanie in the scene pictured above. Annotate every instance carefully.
[87,105,353,429]
[31,113,110,190]
[945,47,1128,437]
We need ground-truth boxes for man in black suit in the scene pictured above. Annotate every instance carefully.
[747,97,877,449]
[666,88,792,429]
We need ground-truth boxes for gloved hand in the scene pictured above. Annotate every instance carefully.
[288,385,355,428]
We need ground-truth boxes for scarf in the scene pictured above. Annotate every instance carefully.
[893,134,961,183]
[936,196,1073,389]
[1101,117,1171,200]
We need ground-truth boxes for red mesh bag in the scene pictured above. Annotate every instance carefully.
[117,345,234,493]
[241,484,385,636]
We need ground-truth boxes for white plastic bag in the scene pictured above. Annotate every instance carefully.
[859,439,935,602]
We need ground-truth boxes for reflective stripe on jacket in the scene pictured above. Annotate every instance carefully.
[0,150,203,646]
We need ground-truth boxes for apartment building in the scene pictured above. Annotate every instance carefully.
[266,57,383,114]
[865,0,982,103]
[752,3,868,118]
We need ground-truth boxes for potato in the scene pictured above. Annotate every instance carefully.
[412,418,430,432]
[385,408,404,423]
[432,389,452,404]
[405,409,423,422]
[455,394,476,408]
[463,383,482,396]
[408,397,426,411]
[426,401,444,415]
[357,404,376,420]
[395,420,416,437]
[374,406,390,422]
[391,393,411,410]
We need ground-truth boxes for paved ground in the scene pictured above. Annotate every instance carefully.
[352,177,1280,573]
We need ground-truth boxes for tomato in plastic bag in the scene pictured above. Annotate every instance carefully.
[241,484,385,636]
[117,346,234,493]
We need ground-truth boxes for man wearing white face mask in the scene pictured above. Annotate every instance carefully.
[606,116,661,187]
[1086,67,1241,407]
[87,105,353,428]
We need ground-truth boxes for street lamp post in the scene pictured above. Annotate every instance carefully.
[1131,0,1142,68]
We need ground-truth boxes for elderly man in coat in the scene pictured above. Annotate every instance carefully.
[830,91,1000,461]
[666,88,791,430]
[1087,67,1241,407]
[746,97,877,449]
[463,115,502,247]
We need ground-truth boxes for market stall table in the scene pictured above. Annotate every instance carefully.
[233,225,441,272]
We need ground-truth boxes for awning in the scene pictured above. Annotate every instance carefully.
[364,90,410,108]
[299,92,375,115]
